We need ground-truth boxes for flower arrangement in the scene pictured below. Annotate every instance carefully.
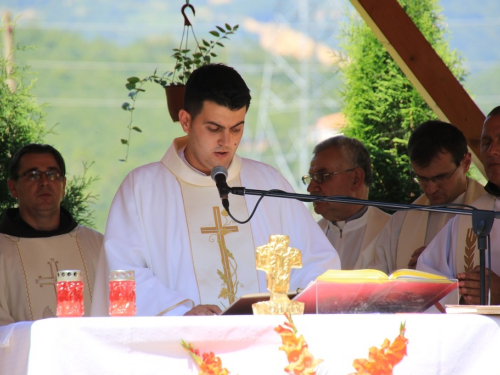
[274,313,323,375]
[351,322,408,375]
[181,316,408,375]
[181,340,230,375]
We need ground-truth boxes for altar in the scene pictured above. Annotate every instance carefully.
[1,314,499,374]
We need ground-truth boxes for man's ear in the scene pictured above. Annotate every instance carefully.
[7,179,17,199]
[179,109,191,134]
[352,168,365,191]
[462,152,472,174]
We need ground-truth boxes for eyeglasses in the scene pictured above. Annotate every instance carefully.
[412,164,460,186]
[18,170,63,182]
[302,168,355,185]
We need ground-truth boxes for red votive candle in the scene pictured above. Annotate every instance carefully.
[56,270,84,317]
[109,270,136,316]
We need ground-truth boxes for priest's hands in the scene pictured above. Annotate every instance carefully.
[407,246,426,269]
[458,266,500,305]
[184,304,222,316]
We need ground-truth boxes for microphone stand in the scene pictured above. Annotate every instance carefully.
[228,186,497,305]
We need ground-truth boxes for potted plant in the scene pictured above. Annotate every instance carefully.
[120,1,238,161]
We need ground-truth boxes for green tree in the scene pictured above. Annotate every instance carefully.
[339,0,467,204]
[0,25,98,228]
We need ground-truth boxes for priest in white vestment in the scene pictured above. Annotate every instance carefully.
[0,144,102,326]
[418,108,500,305]
[93,64,340,317]
[304,136,390,270]
[357,120,485,274]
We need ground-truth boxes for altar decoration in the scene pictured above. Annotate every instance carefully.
[253,234,305,315]
[181,317,408,375]
[181,340,230,375]
[274,313,323,375]
[351,322,408,375]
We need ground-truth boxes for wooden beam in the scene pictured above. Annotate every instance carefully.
[350,0,485,175]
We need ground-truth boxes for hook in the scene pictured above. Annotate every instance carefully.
[181,3,195,27]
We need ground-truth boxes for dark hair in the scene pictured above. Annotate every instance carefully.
[9,144,66,180]
[313,135,373,187]
[408,120,467,168]
[487,106,500,118]
[184,63,251,119]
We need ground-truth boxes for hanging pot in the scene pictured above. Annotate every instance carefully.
[164,85,185,122]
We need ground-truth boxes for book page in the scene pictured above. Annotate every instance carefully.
[317,269,389,282]
[389,269,451,281]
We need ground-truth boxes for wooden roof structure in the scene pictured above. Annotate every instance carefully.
[350,0,486,175]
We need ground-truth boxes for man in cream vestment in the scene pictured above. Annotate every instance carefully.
[357,121,485,274]
[93,64,340,317]
[0,144,102,326]
[418,107,500,305]
[304,136,390,270]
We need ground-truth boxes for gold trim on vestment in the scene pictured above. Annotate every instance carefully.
[5,234,34,320]
[156,299,195,316]
[4,228,92,320]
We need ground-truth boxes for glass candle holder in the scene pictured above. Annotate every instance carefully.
[109,270,137,316]
[56,270,84,317]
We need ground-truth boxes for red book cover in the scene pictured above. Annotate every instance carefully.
[293,269,458,314]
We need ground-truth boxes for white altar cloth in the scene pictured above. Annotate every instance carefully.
[1,314,499,374]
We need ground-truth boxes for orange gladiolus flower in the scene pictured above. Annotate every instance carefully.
[181,340,230,375]
[275,313,323,375]
[352,322,408,375]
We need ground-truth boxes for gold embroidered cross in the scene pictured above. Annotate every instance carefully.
[201,206,239,303]
[36,258,59,294]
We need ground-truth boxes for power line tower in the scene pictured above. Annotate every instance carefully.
[245,0,343,193]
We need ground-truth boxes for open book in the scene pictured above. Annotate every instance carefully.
[292,269,458,314]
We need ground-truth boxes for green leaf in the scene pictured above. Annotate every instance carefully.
[225,23,231,30]
[125,83,136,90]
[202,39,210,47]
[132,126,142,133]
[216,26,225,33]
[216,42,224,47]
[210,53,217,57]
[209,31,220,37]
[121,139,128,145]
[127,77,140,84]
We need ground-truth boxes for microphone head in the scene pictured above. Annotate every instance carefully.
[211,166,228,181]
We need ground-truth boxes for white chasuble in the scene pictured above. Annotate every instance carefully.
[0,229,94,321]
[164,149,259,309]
[396,179,485,270]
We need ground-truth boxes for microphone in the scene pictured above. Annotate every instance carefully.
[211,166,230,210]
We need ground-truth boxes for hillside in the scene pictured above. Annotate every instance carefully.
[1,0,499,232]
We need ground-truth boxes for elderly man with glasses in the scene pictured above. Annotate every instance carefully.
[304,136,390,270]
[358,120,485,274]
[0,144,103,326]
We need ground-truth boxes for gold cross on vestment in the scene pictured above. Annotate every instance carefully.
[35,258,59,295]
[201,206,239,303]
